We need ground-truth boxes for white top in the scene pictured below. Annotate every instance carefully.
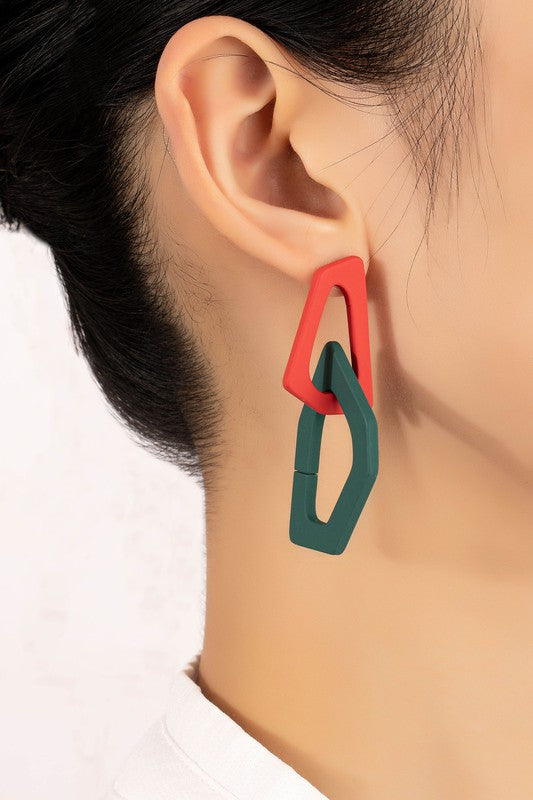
[104,652,328,800]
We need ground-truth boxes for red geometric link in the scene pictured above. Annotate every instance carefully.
[282,255,374,414]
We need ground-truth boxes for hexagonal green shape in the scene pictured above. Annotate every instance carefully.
[289,340,378,555]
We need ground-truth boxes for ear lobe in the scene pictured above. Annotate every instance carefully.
[154,15,365,282]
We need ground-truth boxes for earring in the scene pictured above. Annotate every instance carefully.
[282,255,379,555]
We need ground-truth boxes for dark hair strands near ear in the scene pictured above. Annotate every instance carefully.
[0,0,480,489]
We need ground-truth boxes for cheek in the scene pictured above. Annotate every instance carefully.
[383,222,533,473]
[374,0,533,473]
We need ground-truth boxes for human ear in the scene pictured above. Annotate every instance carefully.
[154,15,369,282]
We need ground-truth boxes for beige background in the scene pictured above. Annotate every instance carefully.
[0,227,206,799]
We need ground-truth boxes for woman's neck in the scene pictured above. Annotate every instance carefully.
[198,378,533,799]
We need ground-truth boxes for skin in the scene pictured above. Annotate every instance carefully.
[149,5,533,799]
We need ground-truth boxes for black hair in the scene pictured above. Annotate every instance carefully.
[0,1,479,488]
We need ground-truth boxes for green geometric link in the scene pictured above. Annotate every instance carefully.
[289,340,379,555]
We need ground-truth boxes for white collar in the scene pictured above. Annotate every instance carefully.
[164,651,328,799]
